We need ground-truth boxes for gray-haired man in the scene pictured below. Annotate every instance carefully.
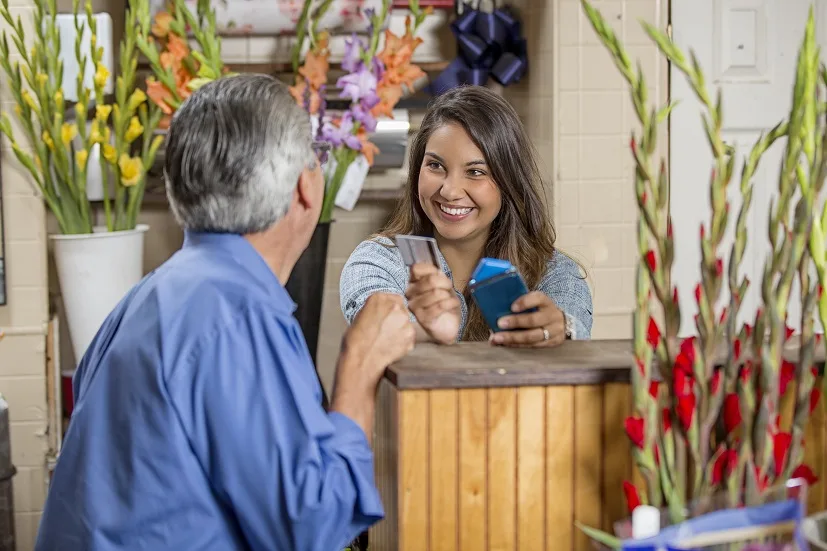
[37,74,414,551]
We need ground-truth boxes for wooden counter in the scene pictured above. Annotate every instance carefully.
[370,340,827,551]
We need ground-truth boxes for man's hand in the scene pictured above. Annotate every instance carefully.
[331,293,415,439]
[405,264,461,345]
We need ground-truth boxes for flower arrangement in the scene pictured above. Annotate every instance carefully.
[290,0,431,223]
[578,0,825,547]
[0,0,163,234]
[133,0,229,122]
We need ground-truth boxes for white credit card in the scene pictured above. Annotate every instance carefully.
[395,235,440,267]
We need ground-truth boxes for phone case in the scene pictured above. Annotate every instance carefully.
[469,271,536,332]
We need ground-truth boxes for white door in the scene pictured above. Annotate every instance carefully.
[670,0,826,336]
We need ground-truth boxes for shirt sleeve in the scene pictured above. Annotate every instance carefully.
[538,252,594,339]
[165,305,383,551]
[339,238,410,324]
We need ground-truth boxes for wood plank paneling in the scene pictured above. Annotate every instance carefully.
[573,386,604,551]
[488,388,517,550]
[602,383,632,532]
[400,390,430,551]
[517,387,546,551]
[430,389,459,551]
[373,380,827,551]
[458,389,488,551]
[546,387,574,551]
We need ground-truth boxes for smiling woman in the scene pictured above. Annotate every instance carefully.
[339,85,593,346]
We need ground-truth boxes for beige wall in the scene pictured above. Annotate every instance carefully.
[0,1,667,549]
[0,1,50,549]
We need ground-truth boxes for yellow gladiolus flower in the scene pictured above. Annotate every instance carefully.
[21,90,37,111]
[61,122,77,146]
[36,73,48,88]
[42,131,54,150]
[96,104,112,122]
[102,144,117,164]
[125,117,144,143]
[75,149,88,168]
[118,154,143,187]
[94,63,110,89]
[54,89,64,109]
[128,89,147,111]
[90,124,111,144]
[14,105,22,117]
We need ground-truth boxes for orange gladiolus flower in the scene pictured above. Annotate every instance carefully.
[151,11,173,38]
[299,50,330,90]
[357,128,380,167]
[166,34,190,61]
[147,78,174,114]
[371,85,402,118]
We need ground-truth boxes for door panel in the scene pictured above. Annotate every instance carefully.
[670,0,820,336]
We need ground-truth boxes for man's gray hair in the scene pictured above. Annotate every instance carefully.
[164,73,316,234]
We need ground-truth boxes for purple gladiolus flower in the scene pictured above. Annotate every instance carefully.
[321,114,362,152]
[350,103,377,133]
[364,7,375,37]
[337,64,378,104]
[342,34,365,73]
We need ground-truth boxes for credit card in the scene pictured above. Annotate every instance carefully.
[395,235,440,267]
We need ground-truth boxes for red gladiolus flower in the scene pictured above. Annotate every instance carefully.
[773,432,792,476]
[674,367,694,397]
[715,258,724,277]
[647,318,661,348]
[819,285,825,300]
[713,449,738,485]
[649,381,660,398]
[724,393,741,434]
[641,191,648,205]
[678,393,696,430]
[645,250,657,272]
[675,337,696,375]
[740,361,752,384]
[672,287,679,305]
[733,339,742,360]
[635,357,646,375]
[792,464,819,486]
[625,416,645,449]
[711,369,722,394]
[623,480,641,514]
[810,388,821,414]
[667,220,673,238]
[779,361,795,396]
[694,283,702,304]
[662,407,672,432]
[630,137,638,154]
[753,466,770,492]
[700,225,706,240]
[785,326,795,341]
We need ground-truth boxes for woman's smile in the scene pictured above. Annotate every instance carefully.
[436,201,476,222]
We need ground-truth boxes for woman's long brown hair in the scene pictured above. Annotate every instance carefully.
[377,85,557,341]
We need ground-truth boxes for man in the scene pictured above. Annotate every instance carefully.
[36,74,415,551]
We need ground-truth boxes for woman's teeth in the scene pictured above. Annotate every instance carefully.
[440,204,473,216]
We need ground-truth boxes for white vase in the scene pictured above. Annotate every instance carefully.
[50,224,149,362]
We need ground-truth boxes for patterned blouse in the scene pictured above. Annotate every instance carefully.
[339,237,594,340]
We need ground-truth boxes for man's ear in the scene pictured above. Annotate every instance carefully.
[295,167,315,210]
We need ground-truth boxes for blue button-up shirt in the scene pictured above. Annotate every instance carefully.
[36,232,383,551]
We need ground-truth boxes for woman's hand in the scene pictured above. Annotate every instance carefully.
[405,264,461,345]
[490,291,566,348]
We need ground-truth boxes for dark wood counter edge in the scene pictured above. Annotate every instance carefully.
[384,339,827,390]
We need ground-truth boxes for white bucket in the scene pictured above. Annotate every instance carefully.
[50,224,149,362]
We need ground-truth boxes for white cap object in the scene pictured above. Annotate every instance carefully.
[632,504,661,539]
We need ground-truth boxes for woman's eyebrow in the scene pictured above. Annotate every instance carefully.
[465,159,486,166]
[424,151,446,163]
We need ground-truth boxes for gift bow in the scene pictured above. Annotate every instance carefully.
[429,3,528,95]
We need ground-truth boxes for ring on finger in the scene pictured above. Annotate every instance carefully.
[542,328,550,341]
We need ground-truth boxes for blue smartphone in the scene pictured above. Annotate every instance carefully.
[469,259,535,332]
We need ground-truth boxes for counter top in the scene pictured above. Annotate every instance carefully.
[385,339,826,390]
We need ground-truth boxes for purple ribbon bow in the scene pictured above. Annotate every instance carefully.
[429,3,528,95]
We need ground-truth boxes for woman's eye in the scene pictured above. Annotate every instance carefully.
[468,169,486,177]
[426,161,443,170]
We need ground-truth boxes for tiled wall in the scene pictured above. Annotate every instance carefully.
[549,0,668,339]
[0,0,51,548]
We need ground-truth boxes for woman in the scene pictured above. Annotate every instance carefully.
[339,85,592,346]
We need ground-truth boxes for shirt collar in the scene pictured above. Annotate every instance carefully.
[182,231,297,312]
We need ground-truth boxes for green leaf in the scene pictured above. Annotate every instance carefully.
[575,522,622,549]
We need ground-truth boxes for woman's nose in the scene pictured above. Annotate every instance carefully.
[440,176,465,201]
